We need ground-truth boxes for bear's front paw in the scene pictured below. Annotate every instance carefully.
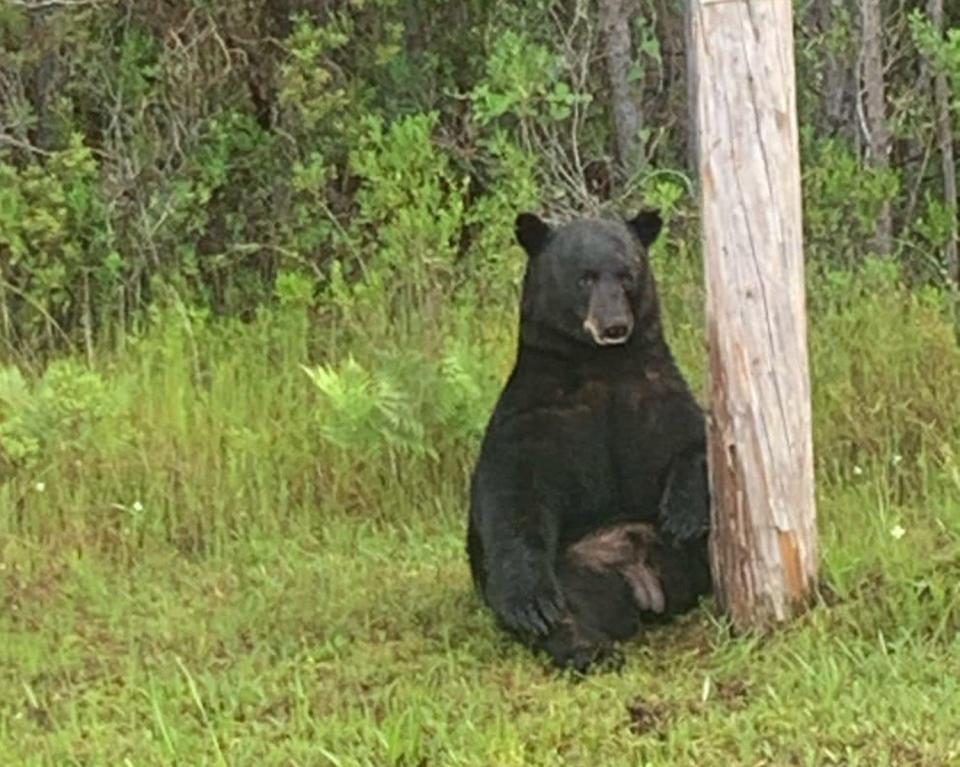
[486,570,565,637]
[659,451,710,543]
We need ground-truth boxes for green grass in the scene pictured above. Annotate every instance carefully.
[3,490,960,766]
[3,258,960,764]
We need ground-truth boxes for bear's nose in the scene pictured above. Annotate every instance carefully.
[602,323,630,341]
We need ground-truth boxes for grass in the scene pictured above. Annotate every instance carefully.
[3,257,960,765]
[3,490,960,765]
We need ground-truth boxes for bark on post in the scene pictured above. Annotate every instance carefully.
[689,0,818,629]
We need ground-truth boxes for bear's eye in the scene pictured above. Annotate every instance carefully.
[578,271,597,288]
[618,272,635,288]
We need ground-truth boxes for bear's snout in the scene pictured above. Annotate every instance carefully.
[583,314,634,346]
[602,323,631,342]
[584,280,634,346]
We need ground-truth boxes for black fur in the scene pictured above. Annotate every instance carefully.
[467,211,711,671]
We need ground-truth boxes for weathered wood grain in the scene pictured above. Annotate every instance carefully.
[690,0,818,629]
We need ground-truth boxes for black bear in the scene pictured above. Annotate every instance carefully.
[467,210,711,671]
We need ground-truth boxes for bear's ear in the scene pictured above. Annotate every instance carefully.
[626,209,663,248]
[515,213,551,257]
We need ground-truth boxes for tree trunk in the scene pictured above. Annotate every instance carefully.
[27,7,57,151]
[860,0,893,255]
[928,0,959,286]
[689,0,818,629]
[812,0,856,139]
[685,0,700,175]
[599,0,643,176]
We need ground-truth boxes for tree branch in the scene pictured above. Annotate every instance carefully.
[0,133,53,156]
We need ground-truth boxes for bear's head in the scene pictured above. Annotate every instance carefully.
[514,211,663,354]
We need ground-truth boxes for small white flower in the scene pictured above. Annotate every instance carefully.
[892,454,903,467]
[132,501,144,513]
[35,481,45,493]
[852,465,863,476]
[890,525,906,540]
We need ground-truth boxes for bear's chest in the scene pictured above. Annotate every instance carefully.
[548,377,675,444]
[532,380,679,529]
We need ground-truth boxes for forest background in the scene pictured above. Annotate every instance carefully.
[2,1,960,764]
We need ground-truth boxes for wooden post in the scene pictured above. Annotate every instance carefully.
[689,0,818,629]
